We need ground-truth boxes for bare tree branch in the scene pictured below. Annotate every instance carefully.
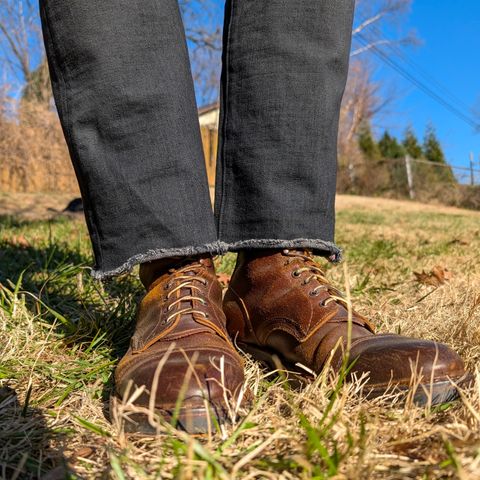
[352,12,386,36]
[179,0,222,104]
[352,0,417,58]
[0,0,43,98]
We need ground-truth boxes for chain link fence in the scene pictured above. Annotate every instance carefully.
[338,156,480,210]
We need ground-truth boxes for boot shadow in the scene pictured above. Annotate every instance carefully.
[0,386,73,479]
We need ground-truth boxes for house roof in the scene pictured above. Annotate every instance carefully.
[198,101,220,116]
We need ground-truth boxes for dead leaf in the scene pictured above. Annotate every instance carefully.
[72,446,94,459]
[413,266,453,287]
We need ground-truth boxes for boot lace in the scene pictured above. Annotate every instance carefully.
[162,261,209,325]
[282,249,350,309]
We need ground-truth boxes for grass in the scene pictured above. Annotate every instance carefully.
[1,196,480,479]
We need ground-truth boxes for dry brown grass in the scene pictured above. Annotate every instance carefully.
[0,195,479,479]
[0,100,78,194]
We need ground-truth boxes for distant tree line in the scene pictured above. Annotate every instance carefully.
[338,120,457,199]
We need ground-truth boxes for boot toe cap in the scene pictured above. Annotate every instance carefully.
[346,334,466,387]
[115,346,245,410]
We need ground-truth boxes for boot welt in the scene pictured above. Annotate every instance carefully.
[239,342,474,407]
[109,395,231,435]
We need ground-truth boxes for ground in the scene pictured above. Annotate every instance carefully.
[0,194,479,479]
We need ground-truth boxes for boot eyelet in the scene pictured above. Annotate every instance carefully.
[309,290,319,297]
[292,270,301,278]
[164,283,171,290]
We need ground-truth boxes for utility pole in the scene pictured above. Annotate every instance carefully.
[470,152,475,185]
[405,155,415,200]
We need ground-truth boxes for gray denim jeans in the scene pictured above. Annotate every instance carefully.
[39,0,355,279]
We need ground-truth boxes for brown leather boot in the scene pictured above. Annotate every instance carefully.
[113,255,246,433]
[224,249,471,405]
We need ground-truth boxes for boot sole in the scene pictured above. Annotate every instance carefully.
[239,342,474,407]
[109,395,230,435]
[365,373,474,406]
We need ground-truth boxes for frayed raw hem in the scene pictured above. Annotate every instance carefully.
[91,238,342,280]
[91,241,222,280]
[217,238,342,263]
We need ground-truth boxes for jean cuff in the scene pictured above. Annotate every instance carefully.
[91,238,342,280]
[90,241,221,280]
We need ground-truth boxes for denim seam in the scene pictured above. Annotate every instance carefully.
[215,0,235,239]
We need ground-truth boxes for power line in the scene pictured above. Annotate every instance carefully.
[353,32,480,131]
[360,24,473,113]
[354,32,479,129]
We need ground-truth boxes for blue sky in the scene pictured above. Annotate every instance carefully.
[368,1,480,171]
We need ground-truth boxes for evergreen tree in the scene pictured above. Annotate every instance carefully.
[402,126,423,159]
[378,131,405,159]
[377,131,407,194]
[423,124,456,183]
[358,122,381,161]
[423,124,446,163]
